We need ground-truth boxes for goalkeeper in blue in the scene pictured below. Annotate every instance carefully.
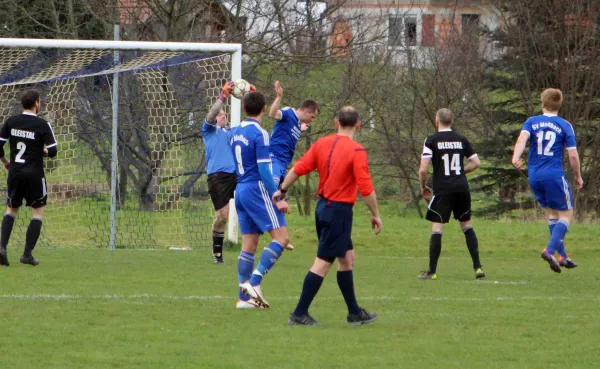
[230,91,291,309]
[512,88,583,273]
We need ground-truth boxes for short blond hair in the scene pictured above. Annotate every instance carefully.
[436,108,453,126]
[541,88,563,112]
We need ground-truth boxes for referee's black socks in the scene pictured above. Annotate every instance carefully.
[24,218,42,257]
[1,214,15,249]
[429,232,442,273]
[212,231,224,255]
[463,227,481,269]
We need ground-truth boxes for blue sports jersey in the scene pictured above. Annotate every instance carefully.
[522,114,577,181]
[201,121,236,175]
[270,107,301,166]
[229,119,271,183]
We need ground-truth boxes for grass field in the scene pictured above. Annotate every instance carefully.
[1,203,599,369]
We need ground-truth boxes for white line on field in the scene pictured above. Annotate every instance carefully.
[0,294,597,302]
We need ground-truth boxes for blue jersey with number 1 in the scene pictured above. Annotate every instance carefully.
[228,119,271,183]
[521,114,577,181]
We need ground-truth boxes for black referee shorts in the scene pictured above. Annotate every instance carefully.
[6,171,48,209]
[426,191,472,224]
[207,172,237,211]
[315,197,354,258]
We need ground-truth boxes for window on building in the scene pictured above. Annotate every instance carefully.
[389,16,418,46]
[461,14,480,36]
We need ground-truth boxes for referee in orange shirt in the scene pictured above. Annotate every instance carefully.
[272,106,382,326]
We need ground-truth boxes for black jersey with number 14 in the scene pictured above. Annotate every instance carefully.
[0,113,57,174]
[422,129,477,195]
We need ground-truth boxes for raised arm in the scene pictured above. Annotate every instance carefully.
[205,81,234,125]
[268,81,283,121]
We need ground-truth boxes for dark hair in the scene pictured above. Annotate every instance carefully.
[21,89,40,110]
[541,88,562,111]
[338,106,359,127]
[436,108,453,126]
[299,99,320,113]
[242,91,266,116]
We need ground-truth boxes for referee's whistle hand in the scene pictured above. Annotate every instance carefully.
[371,216,382,235]
[275,200,291,214]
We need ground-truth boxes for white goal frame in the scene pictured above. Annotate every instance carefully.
[0,38,241,247]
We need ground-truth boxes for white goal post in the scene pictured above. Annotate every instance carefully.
[0,38,241,248]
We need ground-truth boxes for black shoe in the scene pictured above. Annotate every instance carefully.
[288,312,321,326]
[212,253,224,264]
[347,308,378,326]
[0,247,9,266]
[20,255,39,266]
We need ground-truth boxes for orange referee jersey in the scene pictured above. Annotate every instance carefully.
[293,134,374,204]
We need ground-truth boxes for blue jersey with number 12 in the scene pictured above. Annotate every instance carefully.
[228,119,271,183]
[521,114,576,181]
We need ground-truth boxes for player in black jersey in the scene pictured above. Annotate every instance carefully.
[418,108,484,279]
[0,90,58,266]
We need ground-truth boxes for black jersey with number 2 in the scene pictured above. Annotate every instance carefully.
[422,129,477,195]
[0,113,57,174]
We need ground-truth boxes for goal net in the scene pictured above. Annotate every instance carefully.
[0,39,241,249]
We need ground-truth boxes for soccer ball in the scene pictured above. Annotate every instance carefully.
[232,79,252,99]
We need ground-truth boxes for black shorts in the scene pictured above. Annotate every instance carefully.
[315,198,354,258]
[6,171,48,209]
[426,191,471,223]
[207,172,237,211]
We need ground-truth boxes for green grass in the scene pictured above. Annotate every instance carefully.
[1,203,599,368]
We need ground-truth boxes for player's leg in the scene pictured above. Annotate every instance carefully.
[19,205,44,266]
[540,177,575,272]
[421,195,450,279]
[211,203,228,264]
[271,159,294,250]
[454,191,484,278]
[248,225,289,288]
[0,206,19,267]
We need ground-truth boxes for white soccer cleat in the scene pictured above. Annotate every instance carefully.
[235,299,264,309]
[240,281,270,308]
[284,243,294,251]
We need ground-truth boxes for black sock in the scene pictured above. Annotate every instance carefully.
[337,270,360,315]
[293,271,324,316]
[24,218,42,257]
[212,231,224,255]
[429,232,442,273]
[1,214,15,249]
[464,227,481,269]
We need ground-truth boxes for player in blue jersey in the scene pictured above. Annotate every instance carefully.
[201,82,238,264]
[229,91,291,309]
[512,88,583,272]
[268,80,319,187]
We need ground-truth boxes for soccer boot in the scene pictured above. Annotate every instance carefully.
[0,247,9,266]
[284,243,295,251]
[417,270,437,280]
[475,267,486,279]
[541,251,561,273]
[212,253,224,264]
[236,299,264,309]
[288,312,321,326]
[240,281,270,308]
[559,257,578,269]
[347,308,378,326]
[20,255,39,266]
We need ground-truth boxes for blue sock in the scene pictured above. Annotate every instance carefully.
[547,219,567,259]
[293,271,324,316]
[238,251,255,301]
[546,220,568,256]
[249,241,285,286]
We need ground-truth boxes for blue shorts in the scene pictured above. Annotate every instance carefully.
[529,176,573,211]
[235,182,286,235]
[271,157,288,188]
[315,198,354,258]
